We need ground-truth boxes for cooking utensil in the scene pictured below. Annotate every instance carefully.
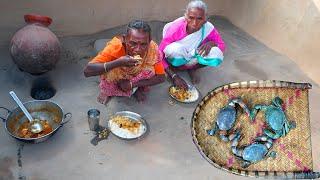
[9,91,43,133]
[0,100,72,143]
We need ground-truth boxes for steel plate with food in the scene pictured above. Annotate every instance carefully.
[169,85,199,103]
[107,111,147,140]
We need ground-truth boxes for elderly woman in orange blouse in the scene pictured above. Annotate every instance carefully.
[84,20,165,104]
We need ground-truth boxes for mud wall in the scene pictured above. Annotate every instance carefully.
[222,0,320,84]
[0,0,224,46]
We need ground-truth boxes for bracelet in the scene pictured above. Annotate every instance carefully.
[103,62,107,72]
[172,73,177,79]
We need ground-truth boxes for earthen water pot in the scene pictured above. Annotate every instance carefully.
[10,14,60,75]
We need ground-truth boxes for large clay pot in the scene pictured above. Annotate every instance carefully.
[10,14,60,75]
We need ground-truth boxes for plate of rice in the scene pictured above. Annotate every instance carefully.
[107,111,147,140]
[169,85,200,103]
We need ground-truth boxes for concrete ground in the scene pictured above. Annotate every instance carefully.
[0,16,319,180]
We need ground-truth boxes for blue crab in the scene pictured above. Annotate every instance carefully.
[207,97,250,142]
[231,132,276,168]
[250,97,296,140]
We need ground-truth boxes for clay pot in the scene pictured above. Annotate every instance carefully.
[10,14,60,75]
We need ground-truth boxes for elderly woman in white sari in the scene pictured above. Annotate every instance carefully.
[159,0,225,89]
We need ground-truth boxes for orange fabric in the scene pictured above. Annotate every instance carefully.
[154,61,165,74]
[89,37,125,64]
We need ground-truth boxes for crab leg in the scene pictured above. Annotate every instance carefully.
[264,129,282,140]
[255,136,273,149]
[250,105,268,122]
[207,122,218,136]
[219,131,230,142]
[231,132,243,158]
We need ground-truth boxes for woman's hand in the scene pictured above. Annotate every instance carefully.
[197,41,215,57]
[117,79,132,92]
[173,75,188,90]
[116,56,139,67]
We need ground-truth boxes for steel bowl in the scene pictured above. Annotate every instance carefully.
[0,100,71,143]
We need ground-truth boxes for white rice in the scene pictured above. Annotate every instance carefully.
[108,119,146,139]
[184,87,199,103]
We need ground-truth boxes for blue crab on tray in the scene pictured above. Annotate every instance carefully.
[191,80,320,179]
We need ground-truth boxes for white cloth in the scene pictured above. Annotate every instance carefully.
[163,19,223,66]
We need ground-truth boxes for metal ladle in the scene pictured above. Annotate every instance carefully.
[9,91,43,134]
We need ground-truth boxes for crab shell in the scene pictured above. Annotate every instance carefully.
[216,106,236,131]
[265,107,286,131]
[242,144,268,162]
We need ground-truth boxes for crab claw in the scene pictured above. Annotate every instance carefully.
[207,129,216,136]
[228,128,241,141]
[229,129,242,143]
[241,161,251,168]
[207,122,219,136]
[267,151,277,159]
[273,97,284,107]
[229,97,251,117]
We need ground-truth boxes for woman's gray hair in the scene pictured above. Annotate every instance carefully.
[185,0,208,14]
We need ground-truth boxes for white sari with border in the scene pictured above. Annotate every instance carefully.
[163,18,223,67]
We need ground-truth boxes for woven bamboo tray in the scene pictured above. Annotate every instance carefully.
[191,80,320,179]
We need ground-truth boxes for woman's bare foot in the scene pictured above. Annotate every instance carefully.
[133,87,146,102]
[188,69,200,84]
[97,94,111,105]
